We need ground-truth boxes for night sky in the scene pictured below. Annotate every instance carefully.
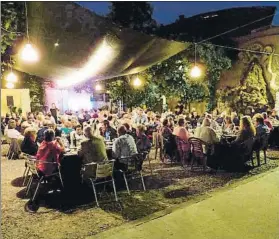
[76,1,279,25]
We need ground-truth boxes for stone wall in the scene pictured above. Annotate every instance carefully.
[218,27,279,113]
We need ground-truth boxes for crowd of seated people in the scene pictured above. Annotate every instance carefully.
[1,103,278,174]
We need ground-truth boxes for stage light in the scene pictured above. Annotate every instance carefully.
[133,77,142,87]
[6,72,17,83]
[6,82,15,89]
[190,65,201,78]
[21,43,39,63]
[95,83,102,91]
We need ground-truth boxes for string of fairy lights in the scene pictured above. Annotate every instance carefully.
[2,3,278,90]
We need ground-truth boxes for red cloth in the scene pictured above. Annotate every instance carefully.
[36,141,63,175]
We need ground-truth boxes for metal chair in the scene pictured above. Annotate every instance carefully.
[118,154,146,195]
[7,138,20,160]
[21,153,37,186]
[81,160,118,207]
[25,160,64,202]
[141,150,152,175]
[253,133,269,166]
[154,132,163,161]
[188,137,208,172]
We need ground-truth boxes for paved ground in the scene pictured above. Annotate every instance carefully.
[92,168,279,239]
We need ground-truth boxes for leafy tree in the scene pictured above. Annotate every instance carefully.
[1,2,25,62]
[107,2,157,34]
[193,44,231,111]
[148,51,209,104]
[106,72,162,109]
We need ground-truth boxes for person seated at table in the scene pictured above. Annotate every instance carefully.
[215,111,226,126]
[60,120,74,135]
[112,125,138,159]
[222,116,235,134]
[48,122,62,137]
[21,127,38,156]
[101,120,117,140]
[5,119,22,139]
[123,122,137,141]
[206,114,221,132]
[231,112,240,127]
[195,118,220,145]
[190,111,200,128]
[70,125,84,147]
[262,112,273,130]
[253,113,269,137]
[134,109,148,125]
[173,118,190,141]
[36,129,65,175]
[136,125,151,153]
[78,126,107,179]
[35,113,45,128]
[36,120,50,143]
[231,116,256,145]
[160,119,172,139]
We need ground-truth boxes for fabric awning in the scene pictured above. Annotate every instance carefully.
[14,2,189,87]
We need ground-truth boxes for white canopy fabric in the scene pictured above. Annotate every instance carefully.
[14,2,189,87]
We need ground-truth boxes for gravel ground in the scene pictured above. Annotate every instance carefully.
[1,145,279,239]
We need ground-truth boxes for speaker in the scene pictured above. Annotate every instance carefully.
[6,96,14,107]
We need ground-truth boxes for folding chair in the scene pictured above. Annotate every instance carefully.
[81,160,118,207]
[188,137,208,172]
[118,154,146,195]
[25,160,64,202]
[21,153,37,186]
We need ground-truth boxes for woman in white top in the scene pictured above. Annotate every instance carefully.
[194,118,220,145]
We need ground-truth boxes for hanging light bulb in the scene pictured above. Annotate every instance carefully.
[133,77,142,87]
[190,43,202,78]
[54,42,59,47]
[95,83,102,91]
[21,43,39,63]
[190,65,201,78]
[6,71,18,83]
[6,82,15,89]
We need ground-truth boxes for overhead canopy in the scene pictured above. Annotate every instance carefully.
[14,2,189,87]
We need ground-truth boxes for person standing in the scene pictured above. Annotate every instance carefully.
[50,103,59,124]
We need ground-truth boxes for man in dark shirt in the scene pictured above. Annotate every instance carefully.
[36,121,50,143]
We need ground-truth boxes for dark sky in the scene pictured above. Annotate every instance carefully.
[76,1,279,25]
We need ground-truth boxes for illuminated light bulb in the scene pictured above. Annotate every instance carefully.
[6,72,17,82]
[21,43,39,63]
[54,42,59,47]
[190,65,201,78]
[95,83,102,91]
[133,77,142,87]
[6,82,15,89]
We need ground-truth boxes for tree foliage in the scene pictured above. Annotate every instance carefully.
[107,2,157,34]
[194,44,232,111]
[1,2,25,57]
[148,51,209,104]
